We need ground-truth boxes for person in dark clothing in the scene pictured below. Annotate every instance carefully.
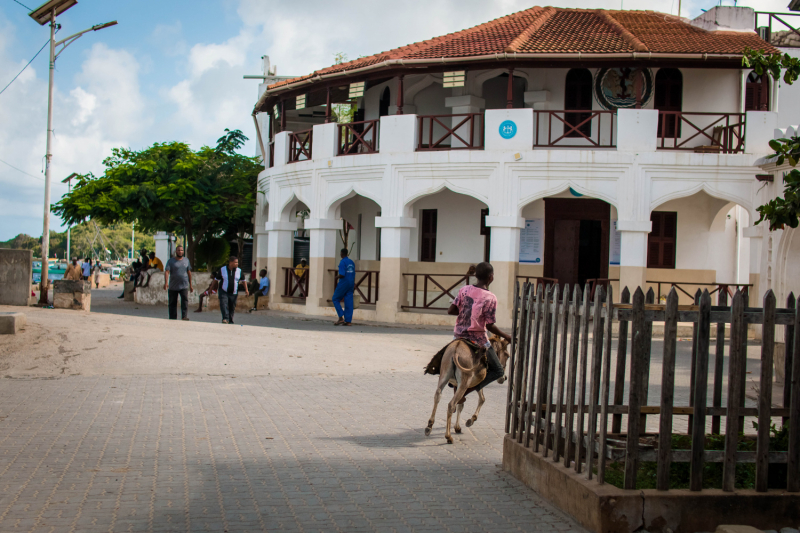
[118,261,142,299]
[216,256,249,324]
[164,246,193,320]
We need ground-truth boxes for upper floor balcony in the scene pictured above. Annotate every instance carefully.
[266,108,775,169]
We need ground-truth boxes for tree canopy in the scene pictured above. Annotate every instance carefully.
[743,48,800,230]
[53,129,261,265]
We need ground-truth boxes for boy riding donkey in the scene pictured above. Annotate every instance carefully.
[424,262,511,443]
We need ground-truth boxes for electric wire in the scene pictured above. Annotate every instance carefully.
[11,0,32,10]
[0,158,44,181]
[0,39,49,97]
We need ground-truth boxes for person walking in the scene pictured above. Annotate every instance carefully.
[217,256,249,324]
[92,260,102,288]
[81,258,92,281]
[164,245,193,321]
[332,248,356,326]
[63,257,81,281]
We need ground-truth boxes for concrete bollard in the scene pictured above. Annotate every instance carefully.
[0,312,26,334]
[53,280,92,311]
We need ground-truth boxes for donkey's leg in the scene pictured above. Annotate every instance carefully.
[465,389,486,428]
[446,377,470,444]
[454,396,464,434]
[426,374,449,436]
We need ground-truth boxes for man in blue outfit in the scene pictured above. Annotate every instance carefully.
[332,248,356,326]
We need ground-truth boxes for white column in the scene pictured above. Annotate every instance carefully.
[487,216,524,328]
[735,206,751,287]
[265,221,297,304]
[305,218,340,313]
[154,231,175,261]
[616,109,658,152]
[617,220,651,296]
[312,123,338,160]
[273,131,291,167]
[375,216,416,322]
[379,114,418,153]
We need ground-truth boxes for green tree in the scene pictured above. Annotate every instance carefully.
[53,129,260,265]
[743,48,800,230]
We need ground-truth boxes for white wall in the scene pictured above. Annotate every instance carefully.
[653,191,738,278]
[776,48,800,129]
[408,189,487,263]
[339,195,381,261]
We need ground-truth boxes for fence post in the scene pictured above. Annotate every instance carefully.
[689,290,712,491]
[533,284,555,451]
[553,285,571,462]
[723,290,746,492]
[712,290,728,434]
[597,285,614,484]
[543,285,563,457]
[657,288,679,490]
[520,284,541,444]
[586,285,605,480]
[756,289,776,492]
[564,284,582,468]
[789,296,800,492]
[785,293,796,426]
[624,287,647,490]
[574,284,591,473]
[506,281,521,434]
[612,287,631,433]
[639,288,655,429]
[687,288,702,433]
[511,283,531,440]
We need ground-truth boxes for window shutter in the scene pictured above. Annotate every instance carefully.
[647,211,677,269]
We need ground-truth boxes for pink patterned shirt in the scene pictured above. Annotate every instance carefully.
[453,285,497,346]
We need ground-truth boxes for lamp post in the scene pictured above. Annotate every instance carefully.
[28,0,117,304]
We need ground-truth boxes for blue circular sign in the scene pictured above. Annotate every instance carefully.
[499,120,517,139]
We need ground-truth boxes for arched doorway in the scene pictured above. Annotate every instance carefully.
[564,68,593,137]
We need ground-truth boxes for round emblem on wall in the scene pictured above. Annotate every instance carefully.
[593,67,654,110]
[499,120,517,139]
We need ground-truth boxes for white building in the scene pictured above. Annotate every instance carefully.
[250,5,798,327]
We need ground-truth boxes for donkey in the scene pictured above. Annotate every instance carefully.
[425,335,510,444]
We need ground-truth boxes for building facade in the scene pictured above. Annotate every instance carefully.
[251,5,795,327]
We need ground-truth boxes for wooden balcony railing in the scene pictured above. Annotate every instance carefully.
[282,267,308,298]
[533,110,616,148]
[338,120,379,155]
[288,129,313,163]
[586,278,753,302]
[402,273,474,310]
[417,113,484,151]
[657,112,745,154]
[516,276,558,291]
[328,270,380,304]
[268,142,274,168]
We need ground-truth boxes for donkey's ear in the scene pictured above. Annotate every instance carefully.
[501,338,510,348]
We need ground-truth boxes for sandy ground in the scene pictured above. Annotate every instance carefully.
[1,284,455,378]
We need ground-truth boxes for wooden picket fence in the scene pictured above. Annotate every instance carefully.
[505,282,800,492]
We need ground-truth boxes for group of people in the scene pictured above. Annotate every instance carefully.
[119,250,164,298]
[63,257,103,288]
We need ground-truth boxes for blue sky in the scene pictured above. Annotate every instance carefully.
[0,0,787,242]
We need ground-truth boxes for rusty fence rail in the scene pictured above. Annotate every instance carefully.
[656,112,745,154]
[338,120,379,155]
[288,129,313,163]
[417,113,484,151]
[505,281,800,492]
[328,269,380,305]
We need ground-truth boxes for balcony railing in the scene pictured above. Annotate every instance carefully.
[417,113,484,151]
[338,120,379,155]
[657,112,745,154]
[288,129,313,163]
[533,110,616,148]
[402,273,474,310]
[329,269,380,304]
[282,267,308,298]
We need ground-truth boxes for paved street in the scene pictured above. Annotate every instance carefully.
[0,287,586,532]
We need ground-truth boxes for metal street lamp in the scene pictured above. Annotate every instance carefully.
[28,0,117,304]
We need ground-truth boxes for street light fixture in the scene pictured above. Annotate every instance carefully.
[27,0,117,304]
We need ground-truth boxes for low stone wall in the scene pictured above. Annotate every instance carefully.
[0,250,33,306]
[53,280,91,311]
[134,272,212,305]
[502,435,800,533]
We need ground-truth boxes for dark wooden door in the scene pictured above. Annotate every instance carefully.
[544,198,610,284]
[745,72,769,111]
[420,209,437,262]
[647,211,677,269]
[655,68,683,138]
[552,220,580,286]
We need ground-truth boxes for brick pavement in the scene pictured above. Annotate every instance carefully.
[0,373,586,533]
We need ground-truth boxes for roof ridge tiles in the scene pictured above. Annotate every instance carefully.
[596,9,649,52]
[505,6,557,53]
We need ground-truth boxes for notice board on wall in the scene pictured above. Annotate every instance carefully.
[519,219,543,263]
[610,220,621,265]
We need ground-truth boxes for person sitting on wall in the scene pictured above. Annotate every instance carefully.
[118,260,142,299]
[131,253,152,292]
[148,252,164,272]
[195,270,220,313]
[248,269,270,313]
[292,258,308,297]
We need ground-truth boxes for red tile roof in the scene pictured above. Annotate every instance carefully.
[264,7,776,93]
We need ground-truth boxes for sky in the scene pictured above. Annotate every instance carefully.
[0,0,791,242]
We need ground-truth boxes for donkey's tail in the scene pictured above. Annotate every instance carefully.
[451,341,475,374]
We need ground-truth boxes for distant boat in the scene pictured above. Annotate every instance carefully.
[32,261,66,283]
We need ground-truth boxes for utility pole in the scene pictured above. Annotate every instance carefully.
[131,221,135,261]
[28,0,117,304]
[61,172,77,261]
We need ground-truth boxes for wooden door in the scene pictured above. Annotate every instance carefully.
[552,220,580,286]
[420,209,437,262]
